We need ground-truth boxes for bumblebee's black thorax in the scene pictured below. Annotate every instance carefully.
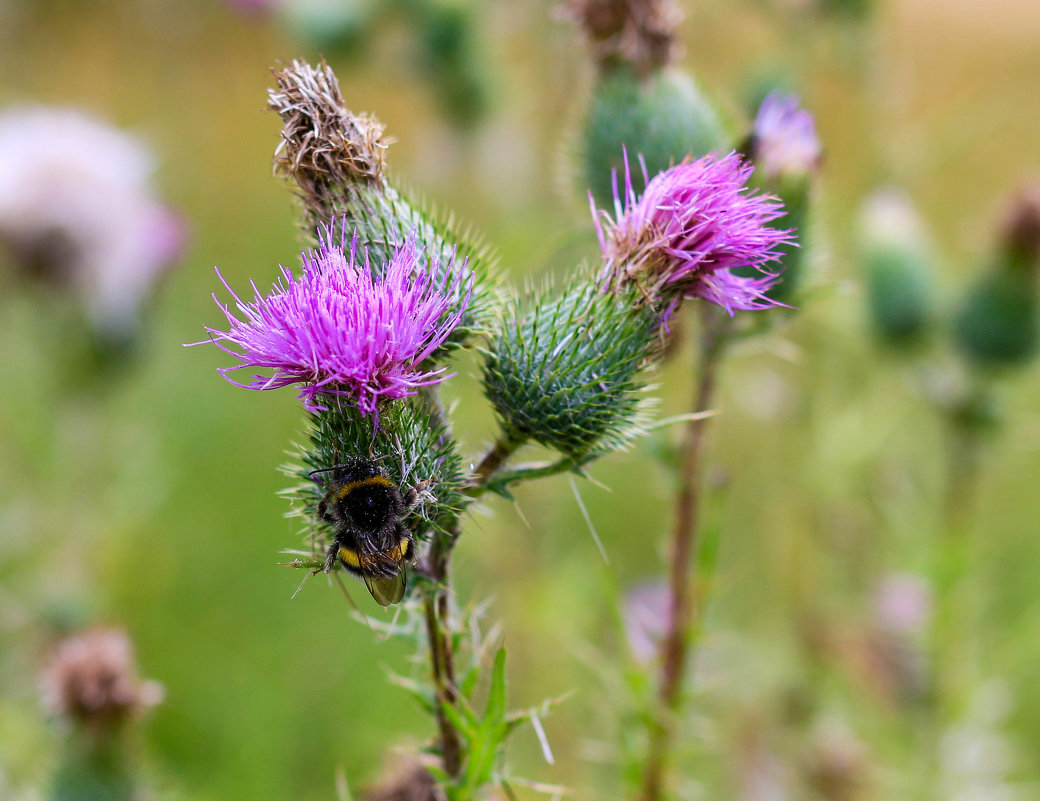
[313,457,417,605]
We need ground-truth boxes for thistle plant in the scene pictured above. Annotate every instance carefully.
[567,16,811,789]
[195,54,797,800]
[564,0,730,207]
[40,628,163,801]
[857,183,1040,797]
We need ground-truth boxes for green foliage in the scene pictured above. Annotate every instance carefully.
[282,398,466,543]
[482,273,658,463]
[954,259,1039,369]
[582,66,730,208]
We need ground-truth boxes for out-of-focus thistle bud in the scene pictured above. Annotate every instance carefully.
[361,753,440,801]
[268,59,497,350]
[482,273,658,465]
[744,92,822,303]
[748,92,822,187]
[41,628,162,734]
[860,189,937,348]
[954,184,1040,369]
[41,628,162,801]
[564,0,729,207]
[280,0,375,57]
[816,0,873,20]
[415,0,491,129]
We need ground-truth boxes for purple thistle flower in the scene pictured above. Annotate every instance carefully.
[751,92,822,182]
[593,151,795,315]
[201,225,470,417]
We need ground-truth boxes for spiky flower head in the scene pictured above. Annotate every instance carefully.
[482,271,657,463]
[40,628,163,732]
[750,92,822,182]
[595,151,794,315]
[203,223,470,416]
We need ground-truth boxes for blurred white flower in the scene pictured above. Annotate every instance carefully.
[0,106,184,342]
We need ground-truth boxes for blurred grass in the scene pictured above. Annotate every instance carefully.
[2,0,1040,799]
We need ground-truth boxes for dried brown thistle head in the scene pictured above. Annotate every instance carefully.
[268,59,389,219]
[561,0,682,76]
[361,754,443,801]
[1001,182,1040,264]
[40,628,163,733]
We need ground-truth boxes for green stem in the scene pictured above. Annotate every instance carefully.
[423,528,463,778]
[638,306,730,801]
[467,435,525,491]
[465,456,576,498]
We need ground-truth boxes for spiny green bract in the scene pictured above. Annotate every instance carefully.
[482,272,658,462]
[282,399,466,542]
[318,181,500,353]
[582,66,730,209]
[864,238,935,348]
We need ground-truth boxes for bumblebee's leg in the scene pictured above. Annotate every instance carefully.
[403,479,433,511]
[323,541,339,574]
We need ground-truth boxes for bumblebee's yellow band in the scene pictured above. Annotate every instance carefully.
[339,536,411,570]
[334,475,395,502]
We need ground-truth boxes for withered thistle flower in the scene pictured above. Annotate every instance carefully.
[40,628,162,732]
[268,59,497,349]
[594,151,794,315]
[203,223,470,417]
[561,0,682,75]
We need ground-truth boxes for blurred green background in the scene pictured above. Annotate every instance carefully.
[2,0,1040,799]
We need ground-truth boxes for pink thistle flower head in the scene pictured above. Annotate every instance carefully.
[40,628,163,732]
[751,92,822,182]
[594,151,795,315]
[202,224,470,418]
[0,106,186,341]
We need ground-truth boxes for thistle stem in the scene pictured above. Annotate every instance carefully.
[638,306,730,801]
[469,435,524,488]
[423,528,463,777]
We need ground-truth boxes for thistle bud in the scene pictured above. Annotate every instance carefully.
[415,0,491,128]
[954,185,1040,369]
[860,189,936,348]
[744,92,821,303]
[482,272,657,463]
[580,67,730,209]
[41,629,162,801]
[268,59,497,349]
[41,628,162,734]
[280,0,374,56]
[286,399,466,544]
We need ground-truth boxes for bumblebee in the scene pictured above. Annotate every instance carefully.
[310,457,419,607]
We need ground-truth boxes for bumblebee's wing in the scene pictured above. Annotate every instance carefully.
[364,567,407,607]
